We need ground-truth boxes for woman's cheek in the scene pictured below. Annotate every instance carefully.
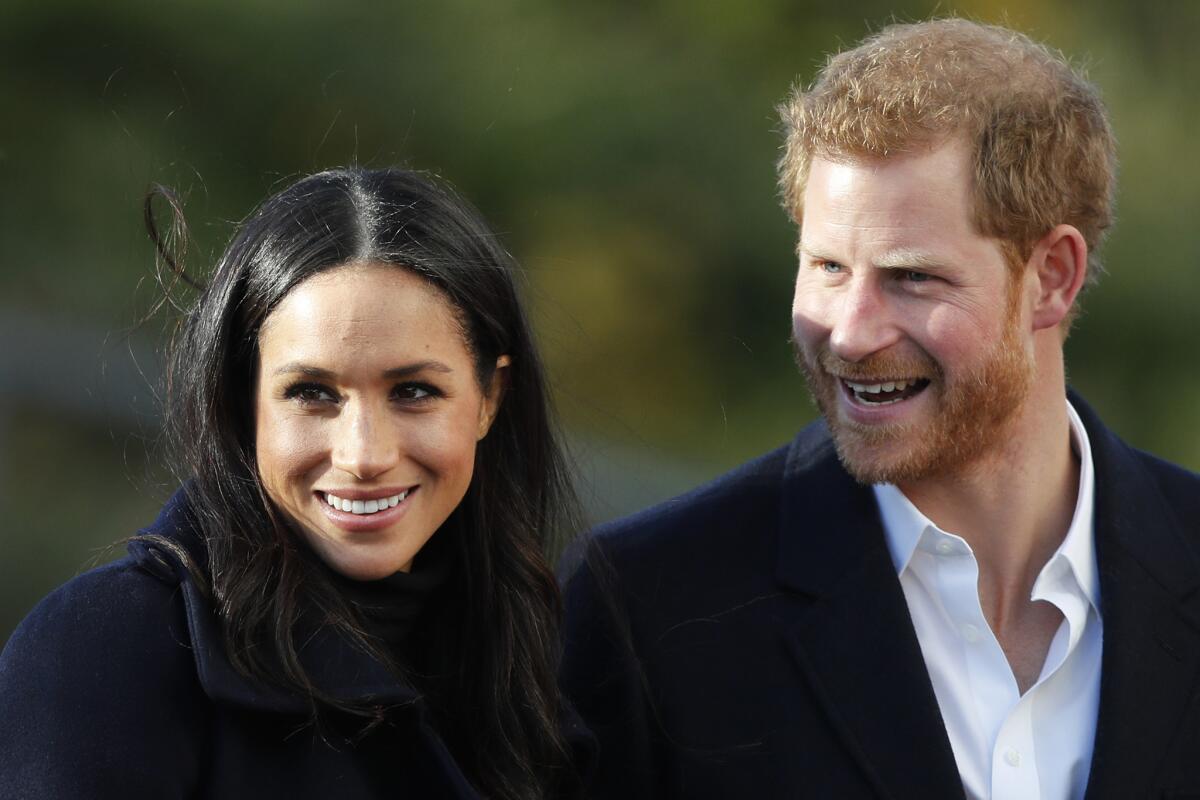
[257,410,328,489]
[405,411,480,477]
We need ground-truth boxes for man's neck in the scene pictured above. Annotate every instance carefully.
[896,378,1080,691]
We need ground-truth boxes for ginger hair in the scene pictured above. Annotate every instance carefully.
[778,18,1117,288]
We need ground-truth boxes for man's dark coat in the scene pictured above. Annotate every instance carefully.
[0,492,588,798]
[561,394,1200,799]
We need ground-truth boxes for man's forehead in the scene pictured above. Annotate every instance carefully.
[799,144,981,257]
[804,139,974,203]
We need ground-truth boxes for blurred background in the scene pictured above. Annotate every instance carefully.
[2,0,1198,646]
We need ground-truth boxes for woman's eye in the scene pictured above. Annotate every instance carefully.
[393,383,439,403]
[284,383,337,404]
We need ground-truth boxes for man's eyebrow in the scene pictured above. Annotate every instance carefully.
[798,244,948,270]
[873,249,950,271]
[797,243,838,261]
[271,360,455,379]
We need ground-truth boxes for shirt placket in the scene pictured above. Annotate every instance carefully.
[932,530,1042,800]
[991,696,1040,799]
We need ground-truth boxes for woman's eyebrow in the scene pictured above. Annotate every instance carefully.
[271,361,454,378]
[383,361,454,379]
[271,363,335,379]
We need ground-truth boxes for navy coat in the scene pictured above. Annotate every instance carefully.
[0,491,588,798]
[561,393,1200,798]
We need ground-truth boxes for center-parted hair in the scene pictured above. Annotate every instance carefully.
[777,18,1117,284]
[149,168,579,800]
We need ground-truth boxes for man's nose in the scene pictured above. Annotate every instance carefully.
[331,402,398,481]
[826,277,901,363]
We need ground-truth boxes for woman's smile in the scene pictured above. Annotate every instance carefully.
[315,487,417,532]
[321,488,413,515]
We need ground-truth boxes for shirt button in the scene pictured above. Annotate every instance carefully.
[961,624,981,643]
[1003,748,1021,767]
[935,540,954,555]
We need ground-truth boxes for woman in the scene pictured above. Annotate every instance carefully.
[0,168,589,798]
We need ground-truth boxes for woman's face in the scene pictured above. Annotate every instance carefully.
[254,263,507,580]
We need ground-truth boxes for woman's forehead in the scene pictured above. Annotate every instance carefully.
[258,264,469,365]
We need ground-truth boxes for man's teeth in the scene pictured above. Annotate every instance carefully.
[842,378,927,406]
[324,490,408,515]
[845,379,911,394]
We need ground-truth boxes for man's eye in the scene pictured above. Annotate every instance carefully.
[904,270,931,283]
[820,261,845,274]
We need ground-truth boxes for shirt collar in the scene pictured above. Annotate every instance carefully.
[1047,400,1100,612]
[875,480,932,576]
[873,399,1100,611]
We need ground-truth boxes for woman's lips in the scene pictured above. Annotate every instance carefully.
[323,488,410,514]
[315,487,418,532]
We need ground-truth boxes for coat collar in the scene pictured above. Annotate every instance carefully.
[775,418,881,598]
[128,489,421,715]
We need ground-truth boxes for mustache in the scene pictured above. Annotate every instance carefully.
[819,349,940,381]
[792,337,940,382]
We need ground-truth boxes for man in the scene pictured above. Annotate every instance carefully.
[561,19,1200,800]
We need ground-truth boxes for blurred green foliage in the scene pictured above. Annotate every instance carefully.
[2,0,1198,645]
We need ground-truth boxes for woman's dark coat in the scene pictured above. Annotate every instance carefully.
[0,491,589,798]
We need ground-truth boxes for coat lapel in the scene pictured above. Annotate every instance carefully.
[775,426,965,800]
[1077,398,1200,799]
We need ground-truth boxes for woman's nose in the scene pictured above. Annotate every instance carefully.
[331,401,398,480]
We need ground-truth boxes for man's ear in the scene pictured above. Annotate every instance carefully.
[477,355,511,440]
[1028,224,1088,331]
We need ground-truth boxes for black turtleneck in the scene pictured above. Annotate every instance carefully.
[323,531,456,653]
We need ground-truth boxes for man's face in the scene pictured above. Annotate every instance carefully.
[791,139,1033,485]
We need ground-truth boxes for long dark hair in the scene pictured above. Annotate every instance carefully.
[147,168,579,799]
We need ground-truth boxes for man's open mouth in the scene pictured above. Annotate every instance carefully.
[841,378,931,405]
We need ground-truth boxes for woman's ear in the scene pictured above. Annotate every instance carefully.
[1028,224,1088,331]
[477,354,511,439]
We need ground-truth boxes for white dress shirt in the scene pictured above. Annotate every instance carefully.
[873,401,1102,800]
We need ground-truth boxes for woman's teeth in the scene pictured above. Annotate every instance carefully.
[324,490,408,515]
